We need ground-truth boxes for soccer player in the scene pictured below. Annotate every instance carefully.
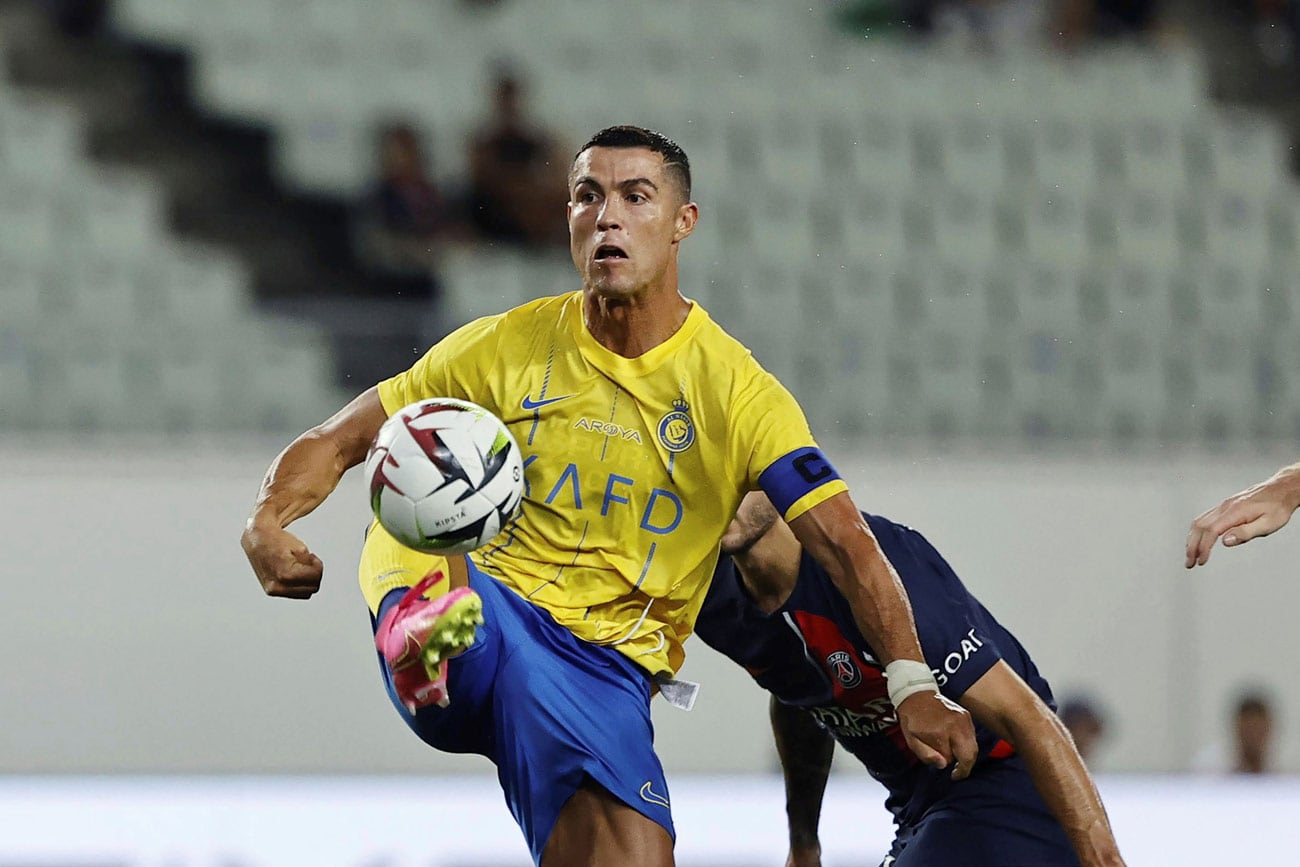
[1185,461,1300,567]
[240,126,976,866]
[695,492,1126,867]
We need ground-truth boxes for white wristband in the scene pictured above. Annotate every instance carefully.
[885,659,940,708]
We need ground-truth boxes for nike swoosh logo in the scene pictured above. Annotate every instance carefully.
[521,394,574,411]
[639,781,670,809]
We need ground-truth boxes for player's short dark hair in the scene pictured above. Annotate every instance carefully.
[573,125,691,201]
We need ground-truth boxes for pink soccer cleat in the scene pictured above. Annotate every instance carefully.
[376,570,483,712]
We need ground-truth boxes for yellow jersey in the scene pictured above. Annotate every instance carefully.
[376,291,846,675]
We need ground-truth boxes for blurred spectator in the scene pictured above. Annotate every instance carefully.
[1058,694,1109,768]
[353,122,453,300]
[1248,0,1300,68]
[1192,689,1279,775]
[1231,692,1277,774]
[467,72,569,249]
[933,1,1052,53]
[40,0,107,38]
[1054,0,1164,47]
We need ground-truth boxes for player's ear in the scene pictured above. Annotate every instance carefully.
[673,201,698,243]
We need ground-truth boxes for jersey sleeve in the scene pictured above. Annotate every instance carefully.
[894,532,1005,699]
[377,315,503,416]
[730,367,848,522]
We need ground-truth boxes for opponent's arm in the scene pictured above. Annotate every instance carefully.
[1185,462,1300,568]
[788,492,977,779]
[240,387,389,599]
[960,661,1125,867]
[771,696,834,867]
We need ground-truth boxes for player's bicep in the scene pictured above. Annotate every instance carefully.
[315,386,389,469]
[955,660,1049,745]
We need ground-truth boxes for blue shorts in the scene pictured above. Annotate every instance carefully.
[372,559,674,864]
[884,758,1079,867]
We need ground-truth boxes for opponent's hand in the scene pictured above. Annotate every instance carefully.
[785,846,822,867]
[896,691,977,780]
[1185,470,1300,568]
[241,522,325,599]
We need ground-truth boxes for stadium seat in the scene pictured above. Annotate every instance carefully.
[1107,188,1183,264]
[58,255,148,330]
[1195,260,1266,328]
[845,112,916,193]
[1021,187,1090,268]
[0,179,59,268]
[76,171,166,258]
[931,185,1000,269]
[1028,117,1098,193]
[1113,260,1171,320]
[191,10,281,120]
[111,0,206,49]
[1182,327,1263,442]
[1095,329,1169,442]
[0,350,33,431]
[1204,114,1290,197]
[1200,188,1275,266]
[1257,263,1300,331]
[25,325,145,431]
[273,107,374,197]
[1119,118,1189,190]
[939,114,1008,190]
[147,245,251,324]
[1256,334,1300,438]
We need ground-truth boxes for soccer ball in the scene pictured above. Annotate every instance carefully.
[366,398,524,554]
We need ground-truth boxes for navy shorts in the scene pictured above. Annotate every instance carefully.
[372,559,674,864]
[884,758,1080,867]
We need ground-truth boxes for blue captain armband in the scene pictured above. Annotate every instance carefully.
[758,447,843,516]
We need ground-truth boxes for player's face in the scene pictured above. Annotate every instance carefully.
[567,147,696,298]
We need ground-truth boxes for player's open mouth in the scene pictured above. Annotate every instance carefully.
[594,245,628,261]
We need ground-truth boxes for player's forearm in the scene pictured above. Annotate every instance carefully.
[842,538,926,666]
[790,500,926,666]
[247,430,353,530]
[822,529,925,665]
[247,388,387,531]
[1263,462,1300,509]
[1006,709,1124,867]
[770,696,834,853]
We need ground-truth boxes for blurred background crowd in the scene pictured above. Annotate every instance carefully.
[4,0,1300,437]
[0,0,1295,803]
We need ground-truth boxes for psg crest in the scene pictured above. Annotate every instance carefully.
[657,398,695,453]
[826,650,862,688]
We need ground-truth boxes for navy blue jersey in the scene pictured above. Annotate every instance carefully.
[695,513,1056,826]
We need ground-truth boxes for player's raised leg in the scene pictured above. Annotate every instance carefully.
[543,781,674,867]
[481,560,677,864]
[375,569,482,711]
[362,522,480,711]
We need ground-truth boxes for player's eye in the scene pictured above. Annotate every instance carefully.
[627,193,646,204]
[579,191,599,204]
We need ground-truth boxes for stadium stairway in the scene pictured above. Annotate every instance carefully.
[0,0,431,388]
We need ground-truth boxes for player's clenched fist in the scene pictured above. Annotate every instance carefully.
[896,691,978,780]
[241,522,325,599]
